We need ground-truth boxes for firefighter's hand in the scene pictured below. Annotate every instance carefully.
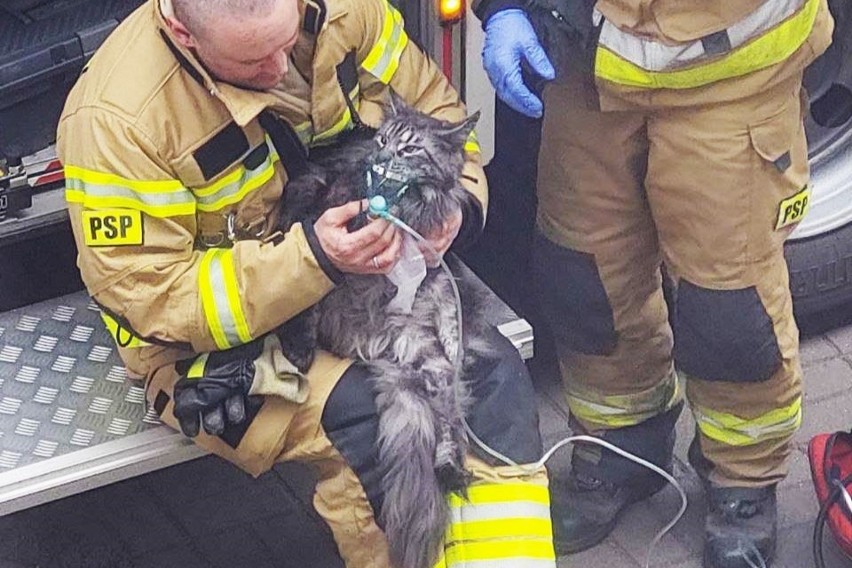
[419,208,462,267]
[482,9,555,118]
[173,345,259,438]
[172,337,307,437]
[314,200,403,274]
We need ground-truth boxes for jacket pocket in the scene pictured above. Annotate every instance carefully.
[747,98,799,174]
[745,89,810,253]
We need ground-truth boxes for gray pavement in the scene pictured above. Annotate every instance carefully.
[536,309,852,568]
[1,313,852,567]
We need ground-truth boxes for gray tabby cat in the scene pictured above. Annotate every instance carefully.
[276,93,489,568]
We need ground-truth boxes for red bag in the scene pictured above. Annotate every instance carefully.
[808,430,852,568]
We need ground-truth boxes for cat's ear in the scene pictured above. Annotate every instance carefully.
[386,90,411,117]
[442,111,480,141]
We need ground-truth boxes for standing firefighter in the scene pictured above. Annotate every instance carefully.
[475,0,834,566]
[57,1,556,566]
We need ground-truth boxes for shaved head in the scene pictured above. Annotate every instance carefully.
[172,0,279,36]
[165,0,302,90]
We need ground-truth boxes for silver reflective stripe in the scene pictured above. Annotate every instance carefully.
[449,501,551,523]
[597,0,806,72]
[692,396,802,447]
[361,1,408,83]
[567,366,682,428]
[200,249,251,349]
[65,178,195,209]
[195,136,279,212]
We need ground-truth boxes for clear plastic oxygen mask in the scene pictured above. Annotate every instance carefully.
[369,195,427,314]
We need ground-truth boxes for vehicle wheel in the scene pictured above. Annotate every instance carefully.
[785,0,852,317]
[786,221,852,317]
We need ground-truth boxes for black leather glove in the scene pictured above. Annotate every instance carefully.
[173,340,261,437]
[172,335,309,437]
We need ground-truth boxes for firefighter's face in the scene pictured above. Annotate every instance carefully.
[171,0,301,91]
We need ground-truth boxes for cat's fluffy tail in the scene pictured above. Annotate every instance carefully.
[373,365,448,568]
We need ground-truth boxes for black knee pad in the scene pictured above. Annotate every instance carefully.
[572,401,683,487]
[532,233,617,355]
[465,327,544,465]
[321,364,385,521]
[322,329,543,517]
[673,280,782,382]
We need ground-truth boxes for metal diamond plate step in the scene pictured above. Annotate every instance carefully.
[0,290,204,515]
[0,262,531,515]
[0,292,157,466]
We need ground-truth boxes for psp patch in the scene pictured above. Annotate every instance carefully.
[775,185,810,230]
[82,209,143,246]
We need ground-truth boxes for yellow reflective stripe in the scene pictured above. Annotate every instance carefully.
[195,137,281,212]
[441,557,556,568]
[447,517,552,542]
[314,107,354,143]
[187,353,209,380]
[199,250,228,348]
[315,87,360,144]
[444,540,555,564]
[448,482,550,507]
[693,396,802,447]
[100,312,149,348]
[567,369,682,428]
[464,130,481,154]
[64,165,196,218]
[596,0,806,72]
[199,248,252,349]
[362,1,409,84]
[64,165,184,193]
[438,480,556,568]
[594,0,818,89]
[294,121,314,146]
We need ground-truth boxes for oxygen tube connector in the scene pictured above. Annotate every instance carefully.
[368,195,390,219]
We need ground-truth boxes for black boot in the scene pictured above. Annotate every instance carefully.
[688,438,778,567]
[550,403,683,554]
[550,467,668,554]
[703,485,777,568]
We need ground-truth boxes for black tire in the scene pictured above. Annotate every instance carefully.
[785,221,852,318]
[787,0,852,318]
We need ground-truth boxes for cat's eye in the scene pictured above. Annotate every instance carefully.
[397,145,420,156]
[376,134,387,147]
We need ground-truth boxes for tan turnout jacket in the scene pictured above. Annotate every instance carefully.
[57,0,486,379]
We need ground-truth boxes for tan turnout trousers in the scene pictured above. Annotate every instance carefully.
[147,344,553,568]
[534,0,833,486]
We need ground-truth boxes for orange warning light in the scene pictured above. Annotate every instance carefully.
[439,0,464,25]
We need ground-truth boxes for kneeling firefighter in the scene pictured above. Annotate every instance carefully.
[474,0,834,566]
[57,0,556,566]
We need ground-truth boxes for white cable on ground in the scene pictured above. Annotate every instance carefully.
[377,210,763,568]
[466,423,688,568]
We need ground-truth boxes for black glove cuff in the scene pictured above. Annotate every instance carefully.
[304,219,345,285]
[450,194,485,252]
[474,0,527,27]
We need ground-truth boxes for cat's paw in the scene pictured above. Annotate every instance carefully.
[435,438,471,494]
[436,460,472,495]
[275,311,318,374]
[281,343,316,374]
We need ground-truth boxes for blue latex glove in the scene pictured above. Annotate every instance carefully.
[483,9,555,118]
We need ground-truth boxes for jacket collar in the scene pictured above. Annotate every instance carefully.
[155,0,329,127]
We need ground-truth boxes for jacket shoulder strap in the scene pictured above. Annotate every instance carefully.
[258,111,310,180]
[303,0,327,35]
